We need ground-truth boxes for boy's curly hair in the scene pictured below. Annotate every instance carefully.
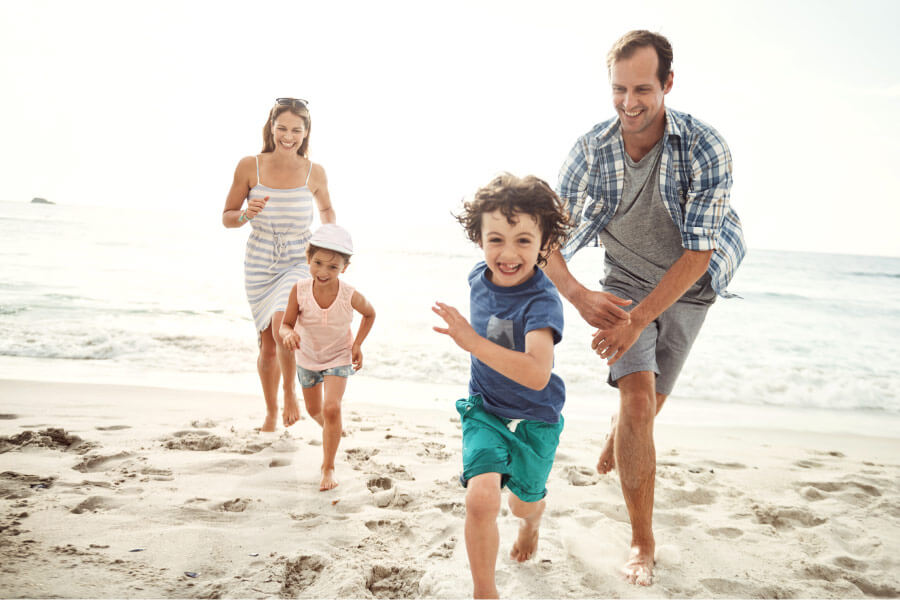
[456,173,570,267]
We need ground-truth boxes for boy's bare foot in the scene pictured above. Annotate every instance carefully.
[509,523,540,562]
[283,394,301,427]
[319,468,338,491]
[596,413,617,474]
[621,544,654,586]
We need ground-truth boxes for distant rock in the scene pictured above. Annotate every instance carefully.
[31,197,54,204]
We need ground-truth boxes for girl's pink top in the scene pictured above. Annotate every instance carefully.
[293,278,355,370]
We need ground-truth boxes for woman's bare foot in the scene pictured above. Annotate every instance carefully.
[283,394,301,427]
[319,468,338,491]
[596,413,618,474]
[621,544,654,586]
[259,413,278,433]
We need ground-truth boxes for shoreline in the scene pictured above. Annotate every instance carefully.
[1,377,899,598]
[2,355,899,439]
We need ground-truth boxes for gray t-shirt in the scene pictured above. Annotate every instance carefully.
[598,138,715,305]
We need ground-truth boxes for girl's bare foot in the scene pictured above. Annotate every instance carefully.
[596,413,617,474]
[283,395,301,427]
[319,468,338,491]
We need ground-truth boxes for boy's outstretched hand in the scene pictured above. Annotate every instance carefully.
[432,302,480,353]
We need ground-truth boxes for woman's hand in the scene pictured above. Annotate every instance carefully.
[245,196,268,220]
[281,329,300,351]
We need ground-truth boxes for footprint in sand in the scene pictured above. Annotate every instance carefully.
[562,465,599,486]
[579,501,629,523]
[72,451,133,473]
[752,503,826,529]
[269,457,292,468]
[219,497,252,512]
[70,495,124,514]
[435,501,465,518]
[0,414,19,420]
[0,471,56,499]
[280,554,329,596]
[95,425,131,431]
[417,441,453,460]
[794,459,825,469]
[659,486,717,508]
[706,526,743,539]
[365,564,424,599]
[345,447,380,470]
[364,519,415,539]
[1,428,96,455]
[701,578,796,598]
[428,535,458,558]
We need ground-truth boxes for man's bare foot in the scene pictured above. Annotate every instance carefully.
[283,394,301,427]
[621,544,654,586]
[319,468,338,491]
[596,413,618,474]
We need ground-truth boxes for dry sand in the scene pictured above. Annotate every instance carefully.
[1,378,898,598]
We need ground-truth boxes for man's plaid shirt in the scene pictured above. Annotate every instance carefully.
[557,107,746,298]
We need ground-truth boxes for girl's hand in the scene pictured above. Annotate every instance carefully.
[352,344,363,371]
[245,196,269,219]
[281,330,300,351]
[432,302,479,353]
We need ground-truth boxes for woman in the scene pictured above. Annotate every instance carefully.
[223,98,335,432]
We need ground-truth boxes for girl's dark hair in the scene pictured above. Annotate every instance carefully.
[456,173,569,267]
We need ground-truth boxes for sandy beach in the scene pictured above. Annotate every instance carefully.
[1,377,898,598]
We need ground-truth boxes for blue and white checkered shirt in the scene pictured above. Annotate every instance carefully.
[557,107,746,298]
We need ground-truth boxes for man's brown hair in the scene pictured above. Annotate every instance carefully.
[607,30,673,88]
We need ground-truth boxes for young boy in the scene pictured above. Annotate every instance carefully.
[432,173,569,599]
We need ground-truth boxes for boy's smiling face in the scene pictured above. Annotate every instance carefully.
[479,210,542,287]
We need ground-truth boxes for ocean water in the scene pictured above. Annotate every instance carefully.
[2,201,899,435]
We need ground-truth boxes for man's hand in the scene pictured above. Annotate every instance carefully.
[591,319,643,365]
[432,302,480,352]
[573,289,633,329]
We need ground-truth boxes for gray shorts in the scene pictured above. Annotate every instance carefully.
[603,282,710,396]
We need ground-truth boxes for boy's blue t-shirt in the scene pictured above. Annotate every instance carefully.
[467,261,566,424]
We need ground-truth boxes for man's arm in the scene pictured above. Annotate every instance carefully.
[592,249,712,364]
[542,250,631,329]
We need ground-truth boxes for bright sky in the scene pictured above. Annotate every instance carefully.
[2,0,899,256]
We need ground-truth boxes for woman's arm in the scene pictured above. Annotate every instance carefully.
[308,163,336,224]
[222,157,267,228]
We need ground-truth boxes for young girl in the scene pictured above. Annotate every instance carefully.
[279,224,375,491]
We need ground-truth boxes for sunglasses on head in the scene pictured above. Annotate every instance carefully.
[275,97,309,109]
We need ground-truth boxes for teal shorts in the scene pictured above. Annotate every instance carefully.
[456,395,564,503]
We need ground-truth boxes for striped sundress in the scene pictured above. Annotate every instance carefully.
[244,155,314,332]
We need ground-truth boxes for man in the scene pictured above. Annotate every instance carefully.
[543,30,746,585]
